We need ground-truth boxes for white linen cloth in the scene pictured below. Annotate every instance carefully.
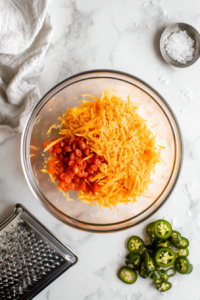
[0,0,53,143]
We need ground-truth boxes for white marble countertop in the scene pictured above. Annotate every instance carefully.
[1,0,200,299]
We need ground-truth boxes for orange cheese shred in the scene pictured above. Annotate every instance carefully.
[44,136,65,152]
[45,90,163,208]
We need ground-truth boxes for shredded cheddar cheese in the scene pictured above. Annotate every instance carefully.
[45,90,162,208]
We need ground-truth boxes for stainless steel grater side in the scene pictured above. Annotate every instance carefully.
[0,204,78,300]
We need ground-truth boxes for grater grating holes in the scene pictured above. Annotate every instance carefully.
[0,222,64,299]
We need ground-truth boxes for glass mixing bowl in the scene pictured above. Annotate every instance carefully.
[21,70,182,232]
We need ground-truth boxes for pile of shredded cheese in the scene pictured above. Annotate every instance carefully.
[46,90,163,208]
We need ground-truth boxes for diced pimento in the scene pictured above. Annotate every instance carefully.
[44,137,106,194]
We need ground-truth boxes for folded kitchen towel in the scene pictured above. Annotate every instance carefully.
[0,0,53,143]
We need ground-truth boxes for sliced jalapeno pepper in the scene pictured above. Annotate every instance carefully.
[154,220,172,240]
[139,261,148,278]
[150,269,168,282]
[142,249,155,259]
[177,248,189,257]
[142,250,156,272]
[156,281,172,292]
[118,219,192,291]
[125,260,140,271]
[187,264,193,274]
[146,222,155,238]
[155,239,171,248]
[175,257,191,274]
[125,260,137,270]
[118,267,137,284]
[151,270,163,284]
[126,253,141,268]
[144,237,154,249]
[146,256,156,272]
[141,249,150,260]
[159,269,169,281]
[170,230,182,245]
[155,247,176,268]
[166,267,176,277]
[174,237,189,249]
[127,236,144,253]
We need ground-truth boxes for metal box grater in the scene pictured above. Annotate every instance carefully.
[0,204,78,300]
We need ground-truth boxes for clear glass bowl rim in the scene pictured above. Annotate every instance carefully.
[21,69,183,233]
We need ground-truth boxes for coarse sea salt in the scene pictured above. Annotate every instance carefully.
[164,30,195,64]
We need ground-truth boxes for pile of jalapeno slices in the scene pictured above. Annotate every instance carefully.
[118,219,193,292]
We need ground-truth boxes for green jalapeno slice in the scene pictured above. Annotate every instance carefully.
[155,239,171,248]
[170,230,182,245]
[146,256,156,272]
[156,281,172,292]
[152,271,162,283]
[154,220,172,240]
[139,261,148,279]
[126,253,141,268]
[177,248,189,257]
[125,260,137,270]
[155,247,176,268]
[118,267,137,284]
[142,250,156,272]
[146,222,155,238]
[174,237,189,249]
[187,264,193,274]
[175,257,191,274]
[159,269,169,281]
[127,236,144,253]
